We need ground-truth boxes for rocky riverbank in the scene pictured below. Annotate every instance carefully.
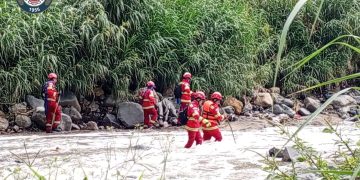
[0,87,359,134]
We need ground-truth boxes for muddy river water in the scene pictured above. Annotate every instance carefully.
[0,122,359,180]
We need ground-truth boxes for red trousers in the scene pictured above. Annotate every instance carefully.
[46,102,61,133]
[184,130,203,148]
[203,129,222,142]
[143,108,158,127]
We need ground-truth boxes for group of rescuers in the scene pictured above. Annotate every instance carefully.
[42,72,227,148]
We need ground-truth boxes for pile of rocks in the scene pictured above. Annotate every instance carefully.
[219,87,360,125]
[0,86,359,134]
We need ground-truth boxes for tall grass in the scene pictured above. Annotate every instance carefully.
[0,0,358,103]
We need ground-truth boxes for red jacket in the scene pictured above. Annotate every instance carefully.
[201,100,224,130]
[141,89,157,109]
[185,100,202,132]
[180,79,192,104]
[45,81,59,102]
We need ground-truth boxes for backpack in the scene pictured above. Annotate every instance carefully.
[174,83,182,99]
[179,107,188,125]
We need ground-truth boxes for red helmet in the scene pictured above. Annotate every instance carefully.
[182,72,192,79]
[146,81,155,87]
[195,91,206,100]
[48,73,57,80]
[211,92,222,100]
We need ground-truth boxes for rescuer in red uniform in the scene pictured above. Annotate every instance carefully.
[180,72,192,111]
[201,92,225,141]
[141,81,158,128]
[177,72,192,125]
[184,91,208,148]
[42,73,62,133]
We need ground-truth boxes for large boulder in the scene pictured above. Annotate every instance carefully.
[60,113,72,131]
[26,95,44,109]
[31,107,72,131]
[117,102,144,128]
[63,106,82,123]
[332,95,357,108]
[60,91,81,112]
[158,98,177,124]
[98,113,121,128]
[0,117,9,131]
[271,93,285,104]
[304,97,320,112]
[254,93,273,108]
[223,97,243,115]
[10,103,27,114]
[15,115,32,128]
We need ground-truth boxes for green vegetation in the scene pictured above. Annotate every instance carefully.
[0,0,359,103]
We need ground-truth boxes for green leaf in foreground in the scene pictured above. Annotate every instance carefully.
[322,128,334,134]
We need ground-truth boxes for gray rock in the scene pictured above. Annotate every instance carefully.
[13,125,20,132]
[304,97,320,112]
[60,113,72,131]
[222,106,235,115]
[282,146,301,162]
[298,108,311,116]
[281,104,295,118]
[117,102,144,128]
[15,115,32,128]
[31,107,72,131]
[353,96,360,104]
[272,93,285,104]
[332,95,356,108]
[60,91,81,112]
[31,108,47,129]
[345,117,359,122]
[272,104,284,115]
[71,123,80,130]
[282,98,294,108]
[157,98,177,124]
[269,147,284,158]
[98,113,121,128]
[25,95,44,109]
[0,117,9,131]
[63,106,82,123]
[254,93,273,108]
[86,121,98,130]
[10,103,27,114]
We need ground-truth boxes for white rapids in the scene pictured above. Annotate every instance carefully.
[0,123,359,180]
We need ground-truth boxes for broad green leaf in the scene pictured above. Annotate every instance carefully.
[322,128,333,134]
